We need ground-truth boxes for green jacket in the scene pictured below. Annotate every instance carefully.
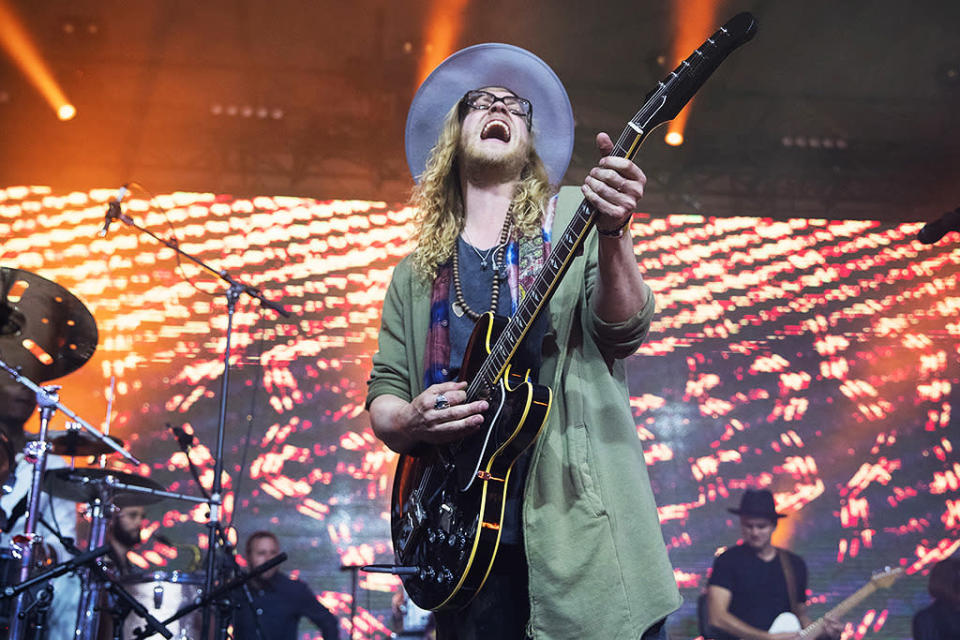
[367,187,682,639]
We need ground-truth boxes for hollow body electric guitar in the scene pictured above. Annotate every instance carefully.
[389,13,758,611]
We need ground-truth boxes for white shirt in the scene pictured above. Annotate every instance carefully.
[1,453,81,639]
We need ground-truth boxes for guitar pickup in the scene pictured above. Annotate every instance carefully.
[476,471,504,482]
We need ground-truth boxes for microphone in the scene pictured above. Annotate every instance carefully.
[917,207,960,244]
[167,423,195,451]
[98,184,129,237]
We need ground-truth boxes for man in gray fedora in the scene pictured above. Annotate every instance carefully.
[705,489,843,640]
[367,43,680,639]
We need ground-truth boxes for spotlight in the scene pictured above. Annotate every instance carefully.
[57,104,76,120]
[938,62,959,88]
[665,131,684,146]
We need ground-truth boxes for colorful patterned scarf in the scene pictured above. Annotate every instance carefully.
[422,196,557,388]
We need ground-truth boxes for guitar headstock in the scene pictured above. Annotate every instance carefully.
[870,566,905,589]
[626,12,758,147]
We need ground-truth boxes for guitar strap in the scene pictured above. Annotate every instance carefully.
[778,548,800,615]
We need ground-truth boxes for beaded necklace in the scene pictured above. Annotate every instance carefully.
[452,211,513,321]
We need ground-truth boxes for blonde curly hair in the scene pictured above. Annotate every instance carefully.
[410,102,555,279]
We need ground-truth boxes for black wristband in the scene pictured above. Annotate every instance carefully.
[596,215,632,238]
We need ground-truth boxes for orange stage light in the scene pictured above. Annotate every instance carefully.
[416,0,470,87]
[58,103,76,121]
[665,1,721,146]
[0,0,74,120]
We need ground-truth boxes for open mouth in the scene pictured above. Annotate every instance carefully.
[480,119,511,143]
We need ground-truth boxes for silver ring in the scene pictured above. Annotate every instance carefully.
[434,393,449,410]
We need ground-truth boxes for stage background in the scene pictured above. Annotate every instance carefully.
[1,184,958,639]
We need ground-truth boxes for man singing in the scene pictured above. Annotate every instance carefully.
[367,43,680,639]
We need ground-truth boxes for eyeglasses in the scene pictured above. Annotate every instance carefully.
[460,90,533,128]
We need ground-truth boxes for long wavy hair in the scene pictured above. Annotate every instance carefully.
[410,102,554,280]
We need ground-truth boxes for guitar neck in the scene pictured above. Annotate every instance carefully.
[464,12,758,401]
[800,583,877,639]
[464,96,663,402]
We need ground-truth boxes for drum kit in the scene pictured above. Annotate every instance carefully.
[0,266,207,639]
[1,192,289,640]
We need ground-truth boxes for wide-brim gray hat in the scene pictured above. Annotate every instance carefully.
[404,42,575,185]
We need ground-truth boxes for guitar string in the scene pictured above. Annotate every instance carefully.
[465,27,728,401]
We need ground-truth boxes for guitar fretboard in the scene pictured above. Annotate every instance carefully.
[463,15,756,401]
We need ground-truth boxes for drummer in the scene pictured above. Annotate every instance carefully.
[0,370,82,639]
[106,504,146,575]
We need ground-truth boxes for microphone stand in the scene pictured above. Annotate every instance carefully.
[131,553,288,640]
[167,424,266,640]
[340,564,362,640]
[105,199,293,640]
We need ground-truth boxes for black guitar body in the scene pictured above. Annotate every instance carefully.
[391,313,551,610]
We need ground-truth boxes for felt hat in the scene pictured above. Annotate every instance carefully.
[404,42,575,185]
[728,489,786,520]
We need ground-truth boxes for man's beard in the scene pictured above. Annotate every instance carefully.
[114,526,141,549]
[458,136,529,184]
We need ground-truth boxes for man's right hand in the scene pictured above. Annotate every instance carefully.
[369,383,488,453]
[404,381,488,444]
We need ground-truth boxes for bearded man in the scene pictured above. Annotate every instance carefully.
[366,44,680,639]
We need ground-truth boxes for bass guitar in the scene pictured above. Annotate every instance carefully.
[389,13,758,611]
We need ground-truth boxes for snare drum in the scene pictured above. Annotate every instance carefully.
[120,571,204,639]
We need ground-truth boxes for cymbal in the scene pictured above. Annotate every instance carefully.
[0,267,98,381]
[43,468,166,507]
[47,430,125,457]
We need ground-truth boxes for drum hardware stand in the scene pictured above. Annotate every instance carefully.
[130,552,288,640]
[0,358,141,640]
[7,383,57,640]
[15,581,52,640]
[74,482,112,640]
[0,360,138,465]
[12,524,174,640]
[2,544,111,638]
[105,192,292,640]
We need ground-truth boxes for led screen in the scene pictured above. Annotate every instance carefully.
[1,185,957,639]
